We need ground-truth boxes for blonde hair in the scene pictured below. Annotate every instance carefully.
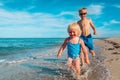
[79,7,87,13]
[68,22,81,36]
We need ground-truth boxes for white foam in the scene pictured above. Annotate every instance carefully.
[6,59,27,64]
[0,59,5,63]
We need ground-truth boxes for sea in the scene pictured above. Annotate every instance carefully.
[0,38,110,80]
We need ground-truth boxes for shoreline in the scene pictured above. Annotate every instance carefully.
[0,38,119,80]
[94,38,120,80]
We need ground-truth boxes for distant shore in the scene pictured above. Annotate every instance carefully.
[95,38,120,80]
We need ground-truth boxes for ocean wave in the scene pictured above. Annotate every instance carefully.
[5,59,28,64]
[0,59,5,63]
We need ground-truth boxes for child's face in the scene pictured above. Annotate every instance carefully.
[79,10,87,17]
[68,29,78,37]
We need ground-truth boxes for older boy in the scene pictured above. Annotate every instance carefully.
[77,8,97,57]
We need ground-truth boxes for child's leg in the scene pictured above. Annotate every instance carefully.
[85,34,95,57]
[80,51,85,66]
[89,50,95,56]
[81,48,90,65]
[67,57,73,69]
[73,57,81,75]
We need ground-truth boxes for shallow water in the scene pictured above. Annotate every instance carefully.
[0,47,110,80]
[0,38,110,80]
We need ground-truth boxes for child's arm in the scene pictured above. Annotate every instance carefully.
[57,38,68,58]
[80,39,90,64]
[89,19,97,35]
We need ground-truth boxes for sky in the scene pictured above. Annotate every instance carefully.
[0,0,120,38]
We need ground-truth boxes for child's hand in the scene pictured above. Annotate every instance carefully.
[93,32,97,35]
[57,53,61,58]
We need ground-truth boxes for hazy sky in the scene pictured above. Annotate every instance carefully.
[0,0,120,38]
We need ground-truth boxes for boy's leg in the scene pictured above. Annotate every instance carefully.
[80,34,95,57]
[89,50,95,57]
[87,35,95,56]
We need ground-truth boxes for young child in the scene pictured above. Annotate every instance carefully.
[77,8,97,57]
[57,22,90,76]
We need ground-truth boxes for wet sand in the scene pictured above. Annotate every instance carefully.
[0,38,119,80]
[95,38,120,80]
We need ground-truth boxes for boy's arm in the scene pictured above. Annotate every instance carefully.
[89,19,97,35]
[80,39,90,64]
[57,38,68,58]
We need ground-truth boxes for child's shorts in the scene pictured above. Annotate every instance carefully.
[80,34,94,50]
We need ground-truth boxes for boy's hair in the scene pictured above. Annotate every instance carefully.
[68,22,81,36]
[79,7,87,13]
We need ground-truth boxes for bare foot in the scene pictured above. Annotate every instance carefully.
[91,52,95,57]
[85,59,90,64]
[89,50,95,57]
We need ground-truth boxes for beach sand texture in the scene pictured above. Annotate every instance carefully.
[95,38,120,80]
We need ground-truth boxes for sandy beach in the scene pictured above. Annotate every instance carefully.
[95,38,120,80]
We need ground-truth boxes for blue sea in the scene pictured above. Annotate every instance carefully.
[0,38,109,80]
[0,38,64,63]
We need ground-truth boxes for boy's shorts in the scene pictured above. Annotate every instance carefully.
[80,34,94,50]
